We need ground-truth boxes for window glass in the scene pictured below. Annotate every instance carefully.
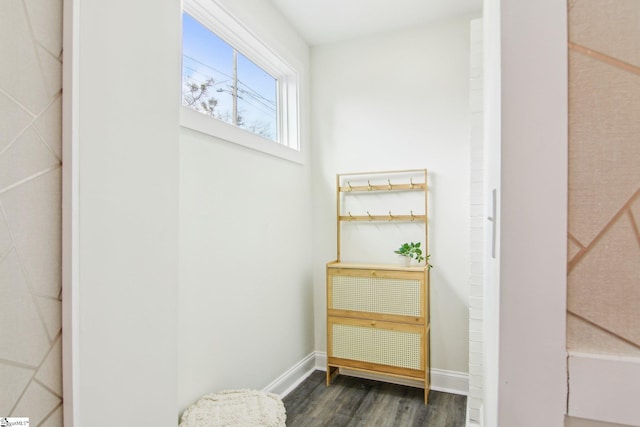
[237,54,278,141]
[182,13,278,141]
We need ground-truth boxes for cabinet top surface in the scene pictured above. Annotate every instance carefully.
[327,261,428,272]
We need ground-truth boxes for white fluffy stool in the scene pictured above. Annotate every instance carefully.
[179,389,286,427]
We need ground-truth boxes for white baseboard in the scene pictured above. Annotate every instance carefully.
[262,352,317,398]
[313,352,468,396]
[568,352,640,426]
[315,351,327,371]
[466,402,483,427]
[431,368,469,396]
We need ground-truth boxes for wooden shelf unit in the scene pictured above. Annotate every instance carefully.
[335,169,428,262]
[327,169,431,404]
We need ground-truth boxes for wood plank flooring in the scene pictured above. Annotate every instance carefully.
[283,371,467,427]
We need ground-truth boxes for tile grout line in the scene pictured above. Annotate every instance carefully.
[30,331,64,400]
[0,88,62,161]
[567,232,585,250]
[627,206,640,254]
[0,87,37,120]
[0,164,61,196]
[37,401,63,426]
[567,310,640,351]
[566,232,586,265]
[0,200,58,347]
[0,356,38,371]
[569,41,640,77]
[30,91,64,163]
[35,37,63,66]
[567,187,640,273]
[0,243,13,266]
[0,117,38,159]
[20,0,52,114]
[8,332,63,418]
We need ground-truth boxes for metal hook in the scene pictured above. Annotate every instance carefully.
[410,178,414,189]
[388,179,392,190]
[367,180,373,191]
[348,212,354,221]
[367,211,373,220]
[347,181,353,191]
[388,211,393,221]
[410,210,415,222]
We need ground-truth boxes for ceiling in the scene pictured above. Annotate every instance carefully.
[270,0,483,46]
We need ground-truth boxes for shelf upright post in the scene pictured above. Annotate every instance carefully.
[423,168,428,254]
[336,173,341,262]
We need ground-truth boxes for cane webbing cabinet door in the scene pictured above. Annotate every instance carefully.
[326,262,431,403]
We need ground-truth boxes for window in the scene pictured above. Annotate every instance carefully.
[182,14,278,141]
[181,0,301,163]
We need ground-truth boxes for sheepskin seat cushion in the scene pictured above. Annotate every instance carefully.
[179,389,286,427]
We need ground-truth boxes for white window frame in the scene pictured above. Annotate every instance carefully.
[181,0,302,164]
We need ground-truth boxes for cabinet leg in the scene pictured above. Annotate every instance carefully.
[424,377,430,404]
[326,366,339,386]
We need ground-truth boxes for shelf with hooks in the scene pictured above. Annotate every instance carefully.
[335,168,428,262]
[339,211,427,222]
[339,179,426,193]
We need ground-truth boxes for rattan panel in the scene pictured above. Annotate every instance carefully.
[331,275,420,316]
[332,324,421,370]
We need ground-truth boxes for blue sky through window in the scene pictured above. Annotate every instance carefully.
[182,13,278,141]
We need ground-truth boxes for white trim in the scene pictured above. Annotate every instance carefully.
[565,416,637,427]
[181,0,301,162]
[568,351,640,364]
[262,352,318,398]
[62,0,80,425]
[184,0,285,77]
[266,352,469,399]
[315,350,327,371]
[466,402,483,427]
[313,352,468,396]
[493,0,568,425]
[568,352,640,426]
[181,107,303,164]
[431,368,469,396]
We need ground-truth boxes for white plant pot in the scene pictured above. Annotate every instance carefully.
[399,256,412,267]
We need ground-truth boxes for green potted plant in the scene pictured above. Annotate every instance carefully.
[394,242,431,268]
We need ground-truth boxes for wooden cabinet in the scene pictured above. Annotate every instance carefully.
[326,169,431,403]
[326,262,431,403]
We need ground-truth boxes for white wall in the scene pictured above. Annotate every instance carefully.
[310,15,477,375]
[64,0,181,425]
[482,0,501,425]
[177,0,314,414]
[486,0,569,425]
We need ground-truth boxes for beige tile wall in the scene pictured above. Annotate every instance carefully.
[568,0,640,355]
[0,0,63,424]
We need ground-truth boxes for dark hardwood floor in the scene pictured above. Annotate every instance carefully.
[283,371,467,427]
